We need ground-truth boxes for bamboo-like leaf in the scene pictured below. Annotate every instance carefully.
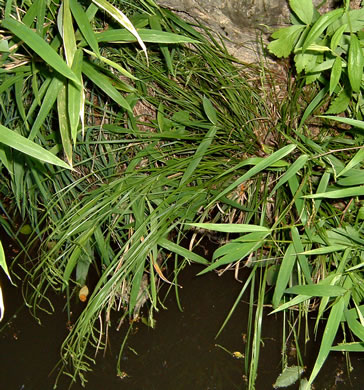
[28,77,63,140]
[270,294,311,314]
[70,0,100,57]
[271,154,308,194]
[68,49,83,144]
[272,243,296,308]
[179,126,217,186]
[330,24,347,52]
[187,223,270,233]
[158,237,208,265]
[318,115,364,129]
[198,231,269,275]
[95,28,199,44]
[202,96,217,125]
[286,284,347,297]
[0,125,71,169]
[348,34,363,93]
[291,227,312,284]
[82,60,132,112]
[0,240,11,283]
[331,342,364,352]
[304,186,364,198]
[63,0,77,66]
[302,9,343,52]
[92,0,148,62]
[57,83,73,166]
[329,56,342,95]
[306,293,348,387]
[209,144,297,206]
[337,148,364,178]
[2,18,80,85]
[300,244,348,255]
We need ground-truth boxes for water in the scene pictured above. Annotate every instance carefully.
[1,237,363,389]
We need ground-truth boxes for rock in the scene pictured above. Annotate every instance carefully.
[156,0,337,63]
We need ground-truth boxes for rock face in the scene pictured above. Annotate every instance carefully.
[156,0,336,63]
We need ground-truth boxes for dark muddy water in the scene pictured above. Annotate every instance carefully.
[0,236,364,389]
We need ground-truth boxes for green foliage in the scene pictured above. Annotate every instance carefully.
[268,1,364,116]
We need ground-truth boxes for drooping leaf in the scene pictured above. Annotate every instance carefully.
[0,125,71,169]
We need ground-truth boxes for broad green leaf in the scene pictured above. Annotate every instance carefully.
[302,9,344,52]
[289,0,313,25]
[330,24,347,52]
[28,77,64,140]
[329,56,342,95]
[272,243,296,308]
[83,48,138,80]
[92,0,148,62]
[198,231,269,275]
[202,97,217,125]
[273,365,304,388]
[186,223,270,233]
[285,284,347,297]
[306,293,349,387]
[345,309,364,341]
[209,144,297,206]
[158,237,208,265]
[300,244,348,255]
[58,83,73,166]
[0,240,11,282]
[268,25,306,58]
[63,0,77,66]
[331,342,364,352]
[318,115,364,129]
[179,126,217,186]
[271,154,308,194]
[82,60,132,112]
[70,0,100,57]
[68,49,84,144]
[348,34,363,93]
[304,186,364,198]
[95,28,199,44]
[291,227,312,284]
[337,148,364,178]
[0,125,71,169]
[2,18,80,86]
[270,294,311,314]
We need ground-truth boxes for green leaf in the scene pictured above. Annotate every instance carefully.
[0,240,11,282]
[268,25,306,58]
[63,0,77,66]
[302,9,344,52]
[306,293,348,387]
[186,223,270,233]
[179,125,217,186]
[330,24,347,52]
[58,83,73,166]
[300,244,348,255]
[158,237,208,265]
[209,144,297,206]
[318,115,364,129]
[2,18,80,86]
[304,186,364,198]
[285,284,347,297]
[202,97,217,125]
[95,28,199,44]
[331,342,364,352]
[289,0,313,25]
[273,365,304,388]
[291,227,312,284]
[329,56,342,95]
[82,60,132,112]
[70,0,100,57]
[0,125,72,170]
[92,0,148,62]
[348,34,363,93]
[271,154,309,194]
[272,243,297,308]
[325,88,351,114]
[337,148,364,178]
